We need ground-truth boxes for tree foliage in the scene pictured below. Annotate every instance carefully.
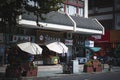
[0,0,65,28]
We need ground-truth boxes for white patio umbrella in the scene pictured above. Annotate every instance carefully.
[17,42,42,55]
[46,41,68,54]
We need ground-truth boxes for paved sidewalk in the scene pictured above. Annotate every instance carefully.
[0,64,120,79]
[0,65,6,78]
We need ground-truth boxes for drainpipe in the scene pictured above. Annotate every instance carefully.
[65,13,76,32]
[94,18,105,35]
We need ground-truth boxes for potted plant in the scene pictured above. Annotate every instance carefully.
[96,60,102,72]
[26,62,38,77]
[93,60,102,72]
[83,60,93,73]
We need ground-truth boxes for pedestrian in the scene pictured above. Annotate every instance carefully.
[86,50,90,61]
[107,56,113,71]
[4,48,10,65]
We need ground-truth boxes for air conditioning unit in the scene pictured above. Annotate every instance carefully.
[66,32,72,39]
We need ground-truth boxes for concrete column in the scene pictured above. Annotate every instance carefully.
[84,0,88,18]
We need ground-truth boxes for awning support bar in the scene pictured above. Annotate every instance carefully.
[94,18,105,35]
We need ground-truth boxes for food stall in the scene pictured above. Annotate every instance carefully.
[41,47,59,65]
[5,48,38,78]
[5,42,42,78]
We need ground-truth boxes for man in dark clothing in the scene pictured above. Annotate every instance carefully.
[107,56,113,71]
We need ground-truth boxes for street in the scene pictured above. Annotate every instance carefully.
[1,64,120,80]
[1,71,120,80]
[23,71,120,80]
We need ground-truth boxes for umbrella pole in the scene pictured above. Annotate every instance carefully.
[36,48,39,65]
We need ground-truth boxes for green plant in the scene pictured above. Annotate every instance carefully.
[84,61,93,67]
[30,62,37,69]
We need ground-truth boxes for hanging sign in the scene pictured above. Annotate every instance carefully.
[65,39,73,45]
[85,40,94,47]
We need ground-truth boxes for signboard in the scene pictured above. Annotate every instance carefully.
[65,39,73,45]
[12,35,34,42]
[91,35,101,39]
[85,40,94,47]
[89,30,110,43]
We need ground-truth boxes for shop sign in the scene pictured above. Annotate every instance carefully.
[44,35,60,42]
[0,33,4,43]
[89,30,110,42]
[12,35,32,42]
[91,35,101,39]
[65,39,73,45]
[85,40,94,47]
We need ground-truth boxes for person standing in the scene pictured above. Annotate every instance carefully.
[86,50,90,61]
[107,56,113,71]
[4,48,10,65]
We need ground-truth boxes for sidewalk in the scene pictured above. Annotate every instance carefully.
[0,65,6,78]
[0,64,120,79]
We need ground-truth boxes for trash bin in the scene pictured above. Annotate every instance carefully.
[62,59,79,74]
[62,63,72,74]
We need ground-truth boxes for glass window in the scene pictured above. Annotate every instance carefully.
[115,0,120,10]
[66,5,76,15]
[79,7,84,17]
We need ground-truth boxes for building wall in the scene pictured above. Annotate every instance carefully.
[61,0,87,17]
[89,6,114,29]
[88,0,120,30]
[110,30,120,42]
[89,7,113,20]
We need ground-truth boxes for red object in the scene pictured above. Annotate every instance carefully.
[83,66,93,73]
[26,68,37,77]
[89,30,110,54]
[96,67,102,72]
[89,30,110,43]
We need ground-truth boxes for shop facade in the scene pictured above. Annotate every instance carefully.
[35,30,73,64]
[35,30,90,64]
[89,30,120,65]
[0,33,35,65]
[0,33,5,65]
[19,11,104,64]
